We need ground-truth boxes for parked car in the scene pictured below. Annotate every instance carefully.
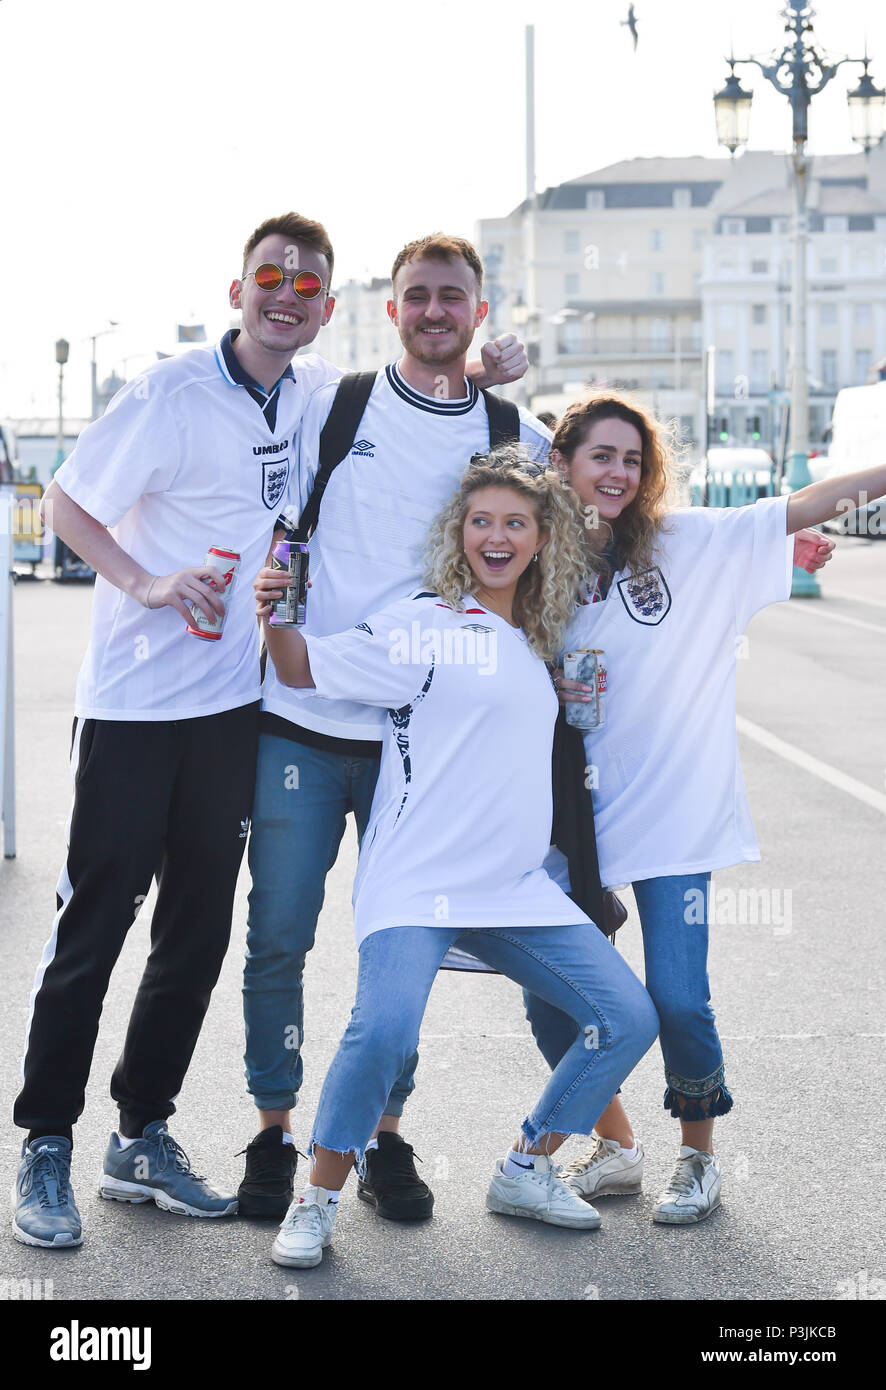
[689,447,776,508]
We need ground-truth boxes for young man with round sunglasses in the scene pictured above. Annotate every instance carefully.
[238,234,549,1234]
[11,212,524,1251]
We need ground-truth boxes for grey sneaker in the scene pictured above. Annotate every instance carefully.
[486,1155,602,1229]
[560,1135,644,1199]
[12,1136,83,1248]
[653,1146,722,1225]
[99,1121,237,1218]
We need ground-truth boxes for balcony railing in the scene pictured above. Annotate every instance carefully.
[556,336,704,357]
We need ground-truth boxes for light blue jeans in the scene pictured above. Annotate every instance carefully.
[309,923,659,1166]
[524,873,734,1121]
[243,733,417,1115]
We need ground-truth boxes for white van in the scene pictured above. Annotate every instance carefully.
[812,383,886,536]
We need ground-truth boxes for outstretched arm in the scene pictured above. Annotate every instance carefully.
[786,466,886,534]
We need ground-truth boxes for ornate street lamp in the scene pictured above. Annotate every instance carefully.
[712,2,884,597]
[714,62,754,155]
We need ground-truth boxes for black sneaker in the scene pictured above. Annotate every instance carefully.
[356,1132,434,1221]
[236,1126,298,1219]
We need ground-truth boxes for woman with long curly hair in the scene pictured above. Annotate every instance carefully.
[253,449,659,1268]
[524,389,880,1226]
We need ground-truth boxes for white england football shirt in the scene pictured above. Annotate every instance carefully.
[262,363,552,741]
[546,495,794,888]
[297,592,590,944]
[54,336,340,720]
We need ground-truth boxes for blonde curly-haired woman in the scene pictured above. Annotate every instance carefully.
[254,449,659,1268]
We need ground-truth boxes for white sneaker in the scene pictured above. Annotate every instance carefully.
[271,1186,337,1267]
[486,1155,602,1230]
[653,1146,722,1225]
[560,1134,644,1199]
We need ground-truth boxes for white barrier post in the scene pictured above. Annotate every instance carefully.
[0,488,16,858]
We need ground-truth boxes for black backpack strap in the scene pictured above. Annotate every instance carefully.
[290,370,377,541]
[480,388,521,449]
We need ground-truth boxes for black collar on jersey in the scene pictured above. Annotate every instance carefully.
[385,361,478,416]
[219,329,296,432]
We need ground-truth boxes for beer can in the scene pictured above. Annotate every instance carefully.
[186,546,240,641]
[563,648,606,730]
[268,539,309,627]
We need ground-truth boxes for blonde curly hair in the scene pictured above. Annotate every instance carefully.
[424,447,593,662]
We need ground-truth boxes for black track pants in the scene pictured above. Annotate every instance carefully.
[15,703,260,1134]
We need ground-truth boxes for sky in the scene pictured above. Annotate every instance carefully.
[2,0,885,419]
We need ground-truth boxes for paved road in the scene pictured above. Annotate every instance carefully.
[1,535,884,1304]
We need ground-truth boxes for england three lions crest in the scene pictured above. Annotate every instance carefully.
[261,458,290,510]
[617,567,671,625]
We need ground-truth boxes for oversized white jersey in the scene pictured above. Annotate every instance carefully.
[54,337,340,720]
[262,363,552,741]
[546,495,794,888]
[297,592,590,944]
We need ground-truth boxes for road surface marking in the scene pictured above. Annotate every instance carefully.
[786,602,886,635]
[737,714,886,815]
[824,588,886,613]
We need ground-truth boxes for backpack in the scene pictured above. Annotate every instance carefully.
[285,370,522,542]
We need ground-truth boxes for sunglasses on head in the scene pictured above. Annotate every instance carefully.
[242,263,327,300]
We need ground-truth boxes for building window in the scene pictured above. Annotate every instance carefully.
[819,302,837,326]
[716,256,737,275]
[821,350,838,387]
[824,216,848,234]
[751,259,769,274]
[650,228,665,252]
[752,304,767,325]
[819,255,839,274]
[691,319,703,348]
[673,188,691,208]
[564,229,581,256]
[717,349,735,393]
[854,249,875,275]
[855,349,872,383]
[854,302,873,327]
[650,317,670,348]
[722,218,745,235]
[716,304,735,330]
[650,272,666,296]
[751,349,769,392]
[586,190,605,210]
[564,272,580,297]
[773,217,790,235]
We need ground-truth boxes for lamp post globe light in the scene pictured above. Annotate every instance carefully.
[55,338,70,472]
[712,1,885,597]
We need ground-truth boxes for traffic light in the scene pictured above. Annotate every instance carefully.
[718,418,729,441]
[746,415,762,440]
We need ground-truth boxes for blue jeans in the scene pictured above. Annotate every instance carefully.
[309,923,659,1166]
[524,874,733,1121]
[243,733,419,1114]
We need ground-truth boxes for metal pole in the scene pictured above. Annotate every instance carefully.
[0,492,16,858]
[525,25,536,204]
[90,336,98,421]
[56,361,65,469]
[787,138,820,594]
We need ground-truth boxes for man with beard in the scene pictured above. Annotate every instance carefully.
[239,235,551,1231]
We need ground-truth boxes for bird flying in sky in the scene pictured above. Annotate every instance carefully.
[622,5,639,51]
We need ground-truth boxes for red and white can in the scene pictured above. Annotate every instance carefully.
[186,546,240,641]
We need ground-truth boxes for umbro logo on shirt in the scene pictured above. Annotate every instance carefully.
[351,439,375,457]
